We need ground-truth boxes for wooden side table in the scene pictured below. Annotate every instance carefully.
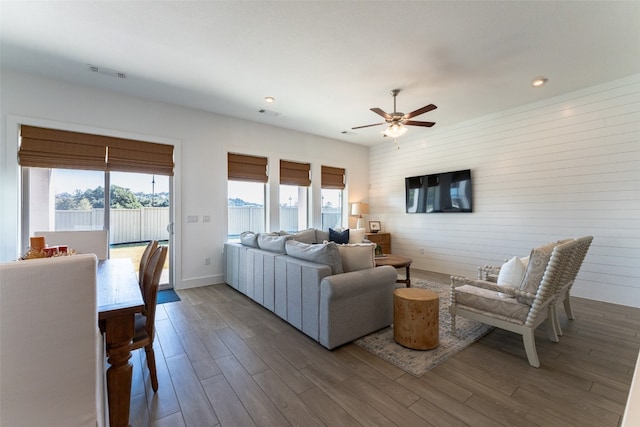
[365,232,391,254]
[374,254,412,287]
[393,288,439,350]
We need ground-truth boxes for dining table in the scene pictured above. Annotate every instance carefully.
[97,258,144,427]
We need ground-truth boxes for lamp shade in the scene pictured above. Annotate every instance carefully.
[351,202,369,216]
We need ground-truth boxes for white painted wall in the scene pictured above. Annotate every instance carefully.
[0,70,369,289]
[370,74,640,308]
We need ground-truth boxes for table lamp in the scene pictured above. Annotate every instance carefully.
[350,202,369,229]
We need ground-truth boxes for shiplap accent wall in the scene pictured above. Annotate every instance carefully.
[369,74,640,308]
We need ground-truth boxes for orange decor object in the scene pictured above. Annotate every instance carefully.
[30,236,46,251]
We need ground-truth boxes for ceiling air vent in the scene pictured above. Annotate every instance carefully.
[88,64,127,79]
[258,109,281,117]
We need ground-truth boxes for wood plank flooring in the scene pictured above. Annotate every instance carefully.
[129,270,640,426]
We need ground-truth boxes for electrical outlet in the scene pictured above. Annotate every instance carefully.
[204,257,211,265]
[420,248,425,255]
[187,215,198,223]
[203,215,211,223]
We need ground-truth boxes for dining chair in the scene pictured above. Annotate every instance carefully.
[132,245,167,392]
[138,240,158,288]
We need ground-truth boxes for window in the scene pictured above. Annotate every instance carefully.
[279,160,310,232]
[228,180,266,238]
[321,166,345,230]
[227,153,268,239]
[279,184,308,232]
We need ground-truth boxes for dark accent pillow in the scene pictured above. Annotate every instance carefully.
[329,228,349,244]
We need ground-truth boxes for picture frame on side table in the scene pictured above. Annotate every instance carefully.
[369,221,381,233]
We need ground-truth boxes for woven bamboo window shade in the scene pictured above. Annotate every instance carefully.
[280,160,311,186]
[18,125,174,175]
[321,165,345,190]
[227,153,268,183]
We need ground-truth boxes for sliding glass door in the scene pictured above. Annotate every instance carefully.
[23,168,173,288]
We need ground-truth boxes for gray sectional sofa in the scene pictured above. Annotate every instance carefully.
[224,228,397,349]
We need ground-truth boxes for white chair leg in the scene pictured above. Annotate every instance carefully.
[546,306,560,342]
[553,304,563,337]
[563,291,575,320]
[522,329,540,368]
[451,312,457,335]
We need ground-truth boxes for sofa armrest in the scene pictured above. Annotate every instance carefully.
[321,266,397,300]
[318,266,397,349]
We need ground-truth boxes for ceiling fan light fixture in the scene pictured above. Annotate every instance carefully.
[383,123,408,138]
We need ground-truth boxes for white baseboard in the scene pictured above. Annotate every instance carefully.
[176,274,225,290]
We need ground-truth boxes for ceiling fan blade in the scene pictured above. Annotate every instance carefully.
[404,104,437,119]
[405,120,436,127]
[370,108,392,120]
[352,122,384,130]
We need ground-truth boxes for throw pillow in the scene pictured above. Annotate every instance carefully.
[329,228,349,244]
[239,231,259,248]
[257,234,292,254]
[337,243,375,273]
[291,228,316,244]
[348,228,366,244]
[496,256,526,298]
[518,241,557,302]
[285,240,343,274]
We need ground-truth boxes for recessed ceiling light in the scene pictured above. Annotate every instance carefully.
[531,77,548,87]
[265,96,275,103]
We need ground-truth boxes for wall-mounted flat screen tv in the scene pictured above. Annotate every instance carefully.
[405,169,473,213]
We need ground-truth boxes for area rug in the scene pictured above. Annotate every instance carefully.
[353,278,493,377]
[157,289,181,304]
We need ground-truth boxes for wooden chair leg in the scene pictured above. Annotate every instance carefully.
[522,329,540,368]
[546,306,560,342]
[144,345,159,392]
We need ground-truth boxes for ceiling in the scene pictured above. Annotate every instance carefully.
[1,1,639,147]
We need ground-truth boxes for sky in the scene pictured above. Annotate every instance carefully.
[52,169,170,194]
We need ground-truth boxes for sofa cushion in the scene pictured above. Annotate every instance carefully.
[257,234,292,254]
[316,229,329,243]
[290,228,317,244]
[285,240,343,274]
[496,256,526,298]
[329,228,349,244]
[240,231,259,248]
[348,228,366,244]
[337,243,375,273]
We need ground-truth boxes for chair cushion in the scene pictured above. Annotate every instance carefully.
[337,243,375,272]
[497,256,527,298]
[454,285,530,324]
[285,240,343,274]
[519,241,557,302]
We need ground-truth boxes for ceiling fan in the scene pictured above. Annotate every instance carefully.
[352,89,436,138]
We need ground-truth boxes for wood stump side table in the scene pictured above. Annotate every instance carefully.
[393,288,439,350]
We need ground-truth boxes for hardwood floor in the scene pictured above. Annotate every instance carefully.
[129,270,640,426]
